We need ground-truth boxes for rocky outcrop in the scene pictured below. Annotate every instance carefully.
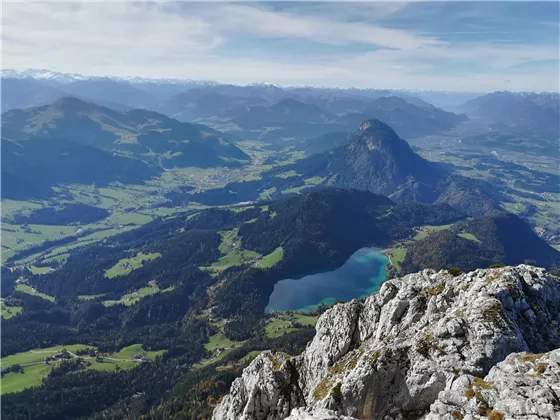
[213,265,560,420]
[212,351,305,420]
[286,408,357,420]
[427,349,560,420]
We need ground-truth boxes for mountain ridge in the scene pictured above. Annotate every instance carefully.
[275,119,446,204]
[2,70,471,141]
[462,91,560,138]
[1,97,251,199]
[213,264,560,420]
[333,95,468,139]
[5,69,558,95]
[187,119,509,216]
[3,96,249,158]
[226,98,335,129]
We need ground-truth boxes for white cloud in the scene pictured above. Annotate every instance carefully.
[2,2,559,92]
[3,3,222,71]
[353,43,559,71]
[198,4,438,50]
[363,2,410,15]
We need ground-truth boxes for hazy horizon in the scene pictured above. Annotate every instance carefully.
[5,68,560,95]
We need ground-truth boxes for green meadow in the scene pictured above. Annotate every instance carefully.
[105,252,162,279]
[15,284,55,303]
[1,344,164,394]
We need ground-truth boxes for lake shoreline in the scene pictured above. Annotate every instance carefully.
[265,247,389,313]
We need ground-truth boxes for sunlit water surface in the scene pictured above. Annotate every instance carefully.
[265,247,389,312]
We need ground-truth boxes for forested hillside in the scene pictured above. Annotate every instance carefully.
[186,119,504,217]
[400,212,559,273]
[1,97,250,199]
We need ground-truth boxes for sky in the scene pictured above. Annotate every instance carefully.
[2,1,560,92]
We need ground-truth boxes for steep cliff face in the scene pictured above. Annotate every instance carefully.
[213,265,560,420]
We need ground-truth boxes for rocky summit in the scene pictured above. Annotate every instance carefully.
[213,265,560,420]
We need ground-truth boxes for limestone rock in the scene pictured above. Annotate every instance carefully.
[286,408,357,420]
[213,265,560,420]
[212,351,305,420]
[427,349,560,419]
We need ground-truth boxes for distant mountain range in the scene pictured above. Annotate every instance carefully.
[226,98,335,129]
[190,119,504,217]
[1,78,69,111]
[2,77,180,111]
[154,89,270,122]
[1,97,250,199]
[3,97,250,166]
[462,91,560,138]
[0,87,504,217]
[1,68,216,86]
[156,92,468,141]
[2,69,470,141]
[2,70,554,212]
[331,95,467,139]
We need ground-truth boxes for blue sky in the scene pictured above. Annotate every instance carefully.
[3,1,559,91]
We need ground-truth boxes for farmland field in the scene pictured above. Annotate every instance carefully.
[15,284,55,302]
[389,248,408,271]
[1,363,53,395]
[265,313,318,338]
[28,266,52,275]
[1,344,165,394]
[293,314,319,326]
[259,246,284,268]
[77,294,107,301]
[205,333,236,351]
[193,331,244,369]
[458,232,480,242]
[201,229,261,273]
[1,301,23,320]
[102,282,173,307]
[275,170,300,179]
[265,319,294,338]
[413,224,452,241]
[105,252,162,279]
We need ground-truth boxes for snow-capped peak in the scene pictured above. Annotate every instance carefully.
[2,68,90,83]
[1,68,217,87]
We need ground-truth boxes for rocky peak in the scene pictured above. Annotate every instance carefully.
[357,119,400,142]
[336,117,441,196]
[213,265,560,420]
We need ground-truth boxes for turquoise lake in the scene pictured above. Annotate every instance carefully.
[265,248,389,312]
